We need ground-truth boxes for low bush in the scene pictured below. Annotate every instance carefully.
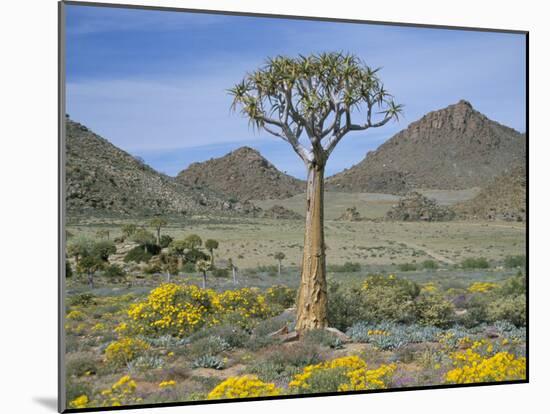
[192,355,225,370]
[398,263,417,271]
[124,246,152,264]
[504,255,526,268]
[103,264,126,279]
[212,267,229,278]
[303,329,344,349]
[328,262,361,272]
[265,285,296,310]
[487,295,526,327]
[187,335,231,359]
[422,260,439,270]
[461,257,490,269]
[328,275,422,330]
[104,337,149,368]
[159,234,174,248]
[414,293,455,328]
[69,293,96,307]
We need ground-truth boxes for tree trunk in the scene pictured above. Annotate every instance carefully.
[156,228,161,245]
[166,272,171,283]
[202,271,207,289]
[232,267,237,285]
[278,260,281,277]
[88,272,94,289]
[296,163,328,332]
[210,250,215,267]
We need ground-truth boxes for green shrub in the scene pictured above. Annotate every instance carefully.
[461,257,490,269]
[487,295,526,327]
[328,275,421,330]
[212,267,229,278]
[69,293,96,307]
[398,263,417,271]
[92,240,117,261]
[187,336,231,359]
[181,262,196,273]
[499,273,526,296]
[422,260,439,270]
[265,285,296,309]
[328,262,361,272]
[124,246,152,263]
[327,282,365,331]
[190,324,249,349]
[66,353,99,377]
[159,234,174,248]
[103,264,126,279]
[293,366,349,394]
[303,329,344,349]
[261,342,323,368]
[458,294,489,328]
[414,293,455,328]
[504,255,526,268]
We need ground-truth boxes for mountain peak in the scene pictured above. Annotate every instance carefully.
[327,100,525,193]
[177,147,305,201]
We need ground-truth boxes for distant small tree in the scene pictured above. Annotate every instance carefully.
[159,234,174,248]
[228,258,238,285]
[184,234,202,250]
[150,217,168,245]
[92,240,116,261]
[168,239,188,266]
[169,238,208,269]
[205,239,219,266]
[274,252,286,276]
[131,228,156,252]
[77,254,104,289]
[196,259,212,289]
[121,224,137,239]
[95,229,110,240]
[158,252,179,283]
[67,237,94,266]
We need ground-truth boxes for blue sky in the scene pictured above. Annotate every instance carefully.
[66,4,526,179]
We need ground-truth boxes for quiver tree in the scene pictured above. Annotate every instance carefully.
[196,259,211,289]
[150,217,168,245]
[230,52,401,332]
[205,239,219,266]
[274,252,285,276]
[228,258,238,285]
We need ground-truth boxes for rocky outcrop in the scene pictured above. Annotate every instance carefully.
[386,192,456,221]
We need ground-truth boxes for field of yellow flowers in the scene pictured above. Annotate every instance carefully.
[65,272,526,410]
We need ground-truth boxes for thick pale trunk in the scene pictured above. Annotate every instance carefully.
[232,267,237,285]
[88,272,94,289]
[296,164,328,332]
[278,261,281,277]
[202,271,207,289]
[166,272,171,283]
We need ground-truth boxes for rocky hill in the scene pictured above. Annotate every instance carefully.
[326,100,526,193]
[65,118,226,217]
[454,166,526,221]
[176,146,305,201]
